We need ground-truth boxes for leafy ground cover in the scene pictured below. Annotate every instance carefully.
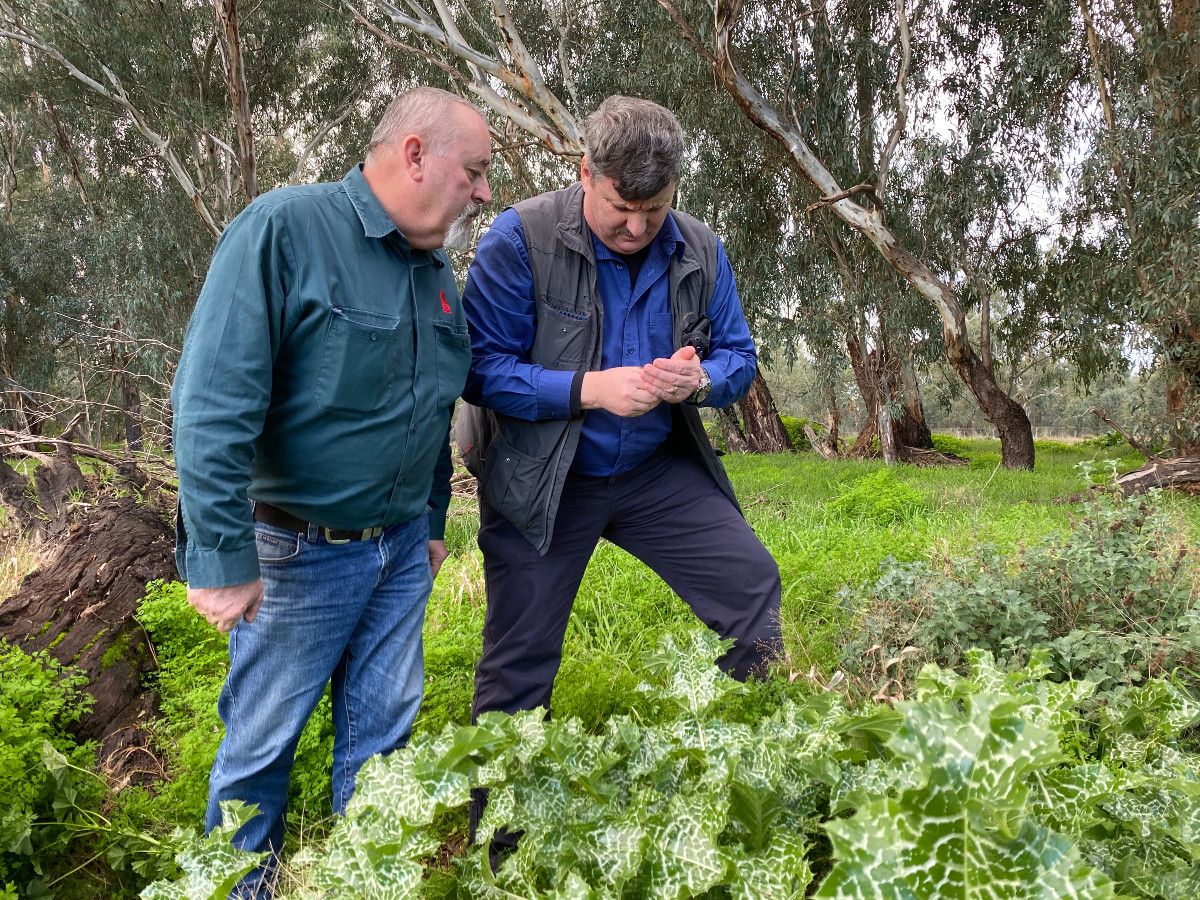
[4,437,1199,896]
[143,632,1200,898]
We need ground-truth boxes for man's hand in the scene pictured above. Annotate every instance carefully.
[428,539,449,578]
[641,345,703,404]
[581,366,661,417]
[188,579,264,633]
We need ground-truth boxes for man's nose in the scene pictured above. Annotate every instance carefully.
[474,177,492,204]
[625,214,648,236]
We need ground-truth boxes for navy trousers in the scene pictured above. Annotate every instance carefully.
[471,448,782,720]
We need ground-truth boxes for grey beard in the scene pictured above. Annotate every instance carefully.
[444,203,481,253]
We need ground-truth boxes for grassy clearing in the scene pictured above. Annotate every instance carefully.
[0,534,43,603]
[418,437,1197,736]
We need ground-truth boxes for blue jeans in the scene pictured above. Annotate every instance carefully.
[205,513,432,896]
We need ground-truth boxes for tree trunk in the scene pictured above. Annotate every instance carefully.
[1166,331,1200,455]
[847,332,934,457]
[878,398,897,464]
[716,405,749,453]
[120,370,144,452]
[846,332,879,454]
[1114,456,1200,495]
[214,0,258,202]
[736,368,792,452]
[953,331,1034,466]
[894,353,933,449]
[823,382,840,450]
[33,443,87,534]
[0,458,40,531]
[804,423,838,459]
[0,495,174,788]
[76,344,93,446]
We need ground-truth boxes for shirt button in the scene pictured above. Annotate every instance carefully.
[370,334,378,342]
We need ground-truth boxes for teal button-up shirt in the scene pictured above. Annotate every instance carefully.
[172,166,470,588]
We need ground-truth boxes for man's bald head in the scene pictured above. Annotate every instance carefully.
[367,87,487,161]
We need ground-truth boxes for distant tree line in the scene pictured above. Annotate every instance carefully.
[0,0,1195,468]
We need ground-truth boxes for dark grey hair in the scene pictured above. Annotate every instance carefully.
[584,96,684,200]
[367,87,484,160]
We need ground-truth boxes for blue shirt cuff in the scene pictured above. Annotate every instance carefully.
[536,368,577,419]
[184,543,261,589]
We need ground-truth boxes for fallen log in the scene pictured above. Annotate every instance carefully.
[1113,457,1200,495]
[0,495,176,789]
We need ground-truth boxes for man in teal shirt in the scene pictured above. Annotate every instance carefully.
[171,86,491,895]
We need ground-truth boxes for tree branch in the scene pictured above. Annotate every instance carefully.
[213,0,257,201]
[876,0,910,197]
[356,0,584,155]
[1090,406,1163,461]
[0,8,222,237]
[290,88,363,184]
[804,181,878,214]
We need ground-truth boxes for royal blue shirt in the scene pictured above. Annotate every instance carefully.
[462,205,757,477]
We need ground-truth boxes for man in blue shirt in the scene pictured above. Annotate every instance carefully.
[171,86,491,896]
[462,97,782,843]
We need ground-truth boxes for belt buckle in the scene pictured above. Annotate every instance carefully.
[322,527,352,545]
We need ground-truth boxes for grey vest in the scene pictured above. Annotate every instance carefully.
[477,183,740,554]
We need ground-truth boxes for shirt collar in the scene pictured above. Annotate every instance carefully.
[343,164,404,241]
[342,165,448,268]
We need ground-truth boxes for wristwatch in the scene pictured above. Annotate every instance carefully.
[688,366,712,404]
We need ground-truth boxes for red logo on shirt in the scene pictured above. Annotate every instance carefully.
[440,290,452,314]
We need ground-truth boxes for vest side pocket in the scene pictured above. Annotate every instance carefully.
[481,431,542,533]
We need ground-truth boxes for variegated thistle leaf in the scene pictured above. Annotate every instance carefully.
[139,802,263,900]
[1029,763,1117,835]
[726,827,813,900]
[638,794,729,898]
[816,666,1117,899]
[635,628,742,717]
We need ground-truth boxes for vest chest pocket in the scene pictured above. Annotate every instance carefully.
[432,319,471,409]
[315,306,401,412]
[532,302,591,368]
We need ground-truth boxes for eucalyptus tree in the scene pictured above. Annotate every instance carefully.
[652,0,1065,467]
[1067,0,1199,456]
[0,0,404,446]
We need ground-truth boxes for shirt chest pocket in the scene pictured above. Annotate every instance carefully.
[432,318,471,409]
[315,306,402,412]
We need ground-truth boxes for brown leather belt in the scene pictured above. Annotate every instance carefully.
[254,502,384,544]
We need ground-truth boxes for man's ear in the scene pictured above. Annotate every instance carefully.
[401,134,424,180]
[579,155,591,183]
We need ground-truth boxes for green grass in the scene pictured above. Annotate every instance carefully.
[416,437,1199,735]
